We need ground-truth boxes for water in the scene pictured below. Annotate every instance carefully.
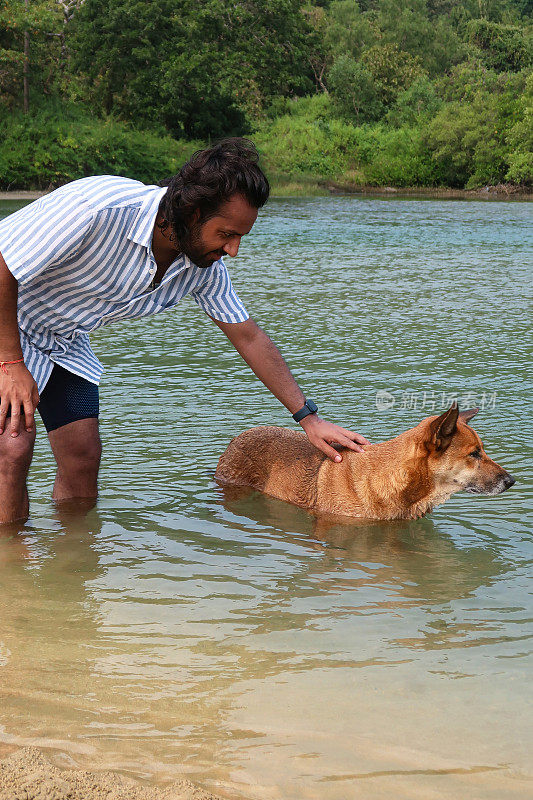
[0,196,531,799]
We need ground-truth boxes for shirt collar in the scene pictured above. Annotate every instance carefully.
[161,252,223,283]
[126,186,167,248]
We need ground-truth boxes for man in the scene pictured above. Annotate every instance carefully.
[0,138,369,525]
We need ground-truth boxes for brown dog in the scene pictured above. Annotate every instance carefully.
[215,404,515,520]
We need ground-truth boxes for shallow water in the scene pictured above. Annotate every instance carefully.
[0,196,531,799]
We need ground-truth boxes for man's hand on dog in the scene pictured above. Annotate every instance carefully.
[299,415,370,462]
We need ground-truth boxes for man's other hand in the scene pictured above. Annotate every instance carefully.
[299,415,371,463]
[0,363,39,436]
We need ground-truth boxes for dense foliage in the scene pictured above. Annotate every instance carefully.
[0,0,531,189]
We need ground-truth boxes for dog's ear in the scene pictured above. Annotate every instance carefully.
[458,407,479,425]
[428,403,459,451]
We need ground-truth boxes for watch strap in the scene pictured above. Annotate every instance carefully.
[293,399,318,423]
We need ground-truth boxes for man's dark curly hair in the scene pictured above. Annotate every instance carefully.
[158,138,269,243]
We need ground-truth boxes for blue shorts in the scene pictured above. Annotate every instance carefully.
[37,364,99,433]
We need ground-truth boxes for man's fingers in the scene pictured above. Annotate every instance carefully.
[0,400,8,434]
[303,419,371,462]
[9,404,21,437]
[318,440,344,463]
[23,397,35,432]
[336,435,365,453]
[338,428,371,446]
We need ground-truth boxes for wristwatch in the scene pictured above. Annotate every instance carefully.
[292,399,318,423]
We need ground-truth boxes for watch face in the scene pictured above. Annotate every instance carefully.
[306,400,318,413]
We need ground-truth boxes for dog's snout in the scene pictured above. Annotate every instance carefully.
[503,473,516,490]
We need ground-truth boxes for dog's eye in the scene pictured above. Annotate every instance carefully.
[469,450,482,459]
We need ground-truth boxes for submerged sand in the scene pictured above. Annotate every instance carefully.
[0,747,225,800]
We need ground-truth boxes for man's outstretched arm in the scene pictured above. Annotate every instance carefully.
[210,316,370,462]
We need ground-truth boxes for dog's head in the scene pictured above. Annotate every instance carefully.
[422,403,515,496]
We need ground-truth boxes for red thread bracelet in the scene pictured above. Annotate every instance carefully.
[0,358,24,374]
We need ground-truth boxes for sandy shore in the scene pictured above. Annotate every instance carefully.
[0,747,226,800]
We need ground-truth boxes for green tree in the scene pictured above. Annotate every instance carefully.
[361,42,424,106]
[303,3,330,92]
[385,75,443,126]
[328,55,384,121]
[324,0,377,61]
[426,73,525,186]
[0,0,59,109]
[505,70,533,183]
[373,0,466,74]
[69,0,177,118]
[70,0,314,137]
[467,18,533,71]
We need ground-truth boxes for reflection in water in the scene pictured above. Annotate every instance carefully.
[0,510,104,753]
[216,482,510,606]
[0,196,531,799]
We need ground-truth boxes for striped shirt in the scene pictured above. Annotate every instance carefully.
[0,176,249,392]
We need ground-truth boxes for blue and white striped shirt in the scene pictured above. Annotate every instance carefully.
[0,176,249,392]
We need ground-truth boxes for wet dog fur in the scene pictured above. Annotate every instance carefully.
[215,404,515,521]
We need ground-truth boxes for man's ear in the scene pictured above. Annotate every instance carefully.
[458,407,479,425]
[428,403,459,451]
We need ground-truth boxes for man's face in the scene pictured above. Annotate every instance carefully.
[182,194,259,269]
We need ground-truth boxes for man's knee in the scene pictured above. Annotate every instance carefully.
[61,438,102,485]
[0,429,36,478]
[49,419,102,471]
[48,419,102,500]
[69,435,102,470]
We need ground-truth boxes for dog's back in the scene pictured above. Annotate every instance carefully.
[215,426,326,509]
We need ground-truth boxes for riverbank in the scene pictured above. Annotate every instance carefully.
[1,182,532,202]
[0,746,225,800]
[0,191,45,201]
[322,181,533,200]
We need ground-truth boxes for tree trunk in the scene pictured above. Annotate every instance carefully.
[23,0,30,113]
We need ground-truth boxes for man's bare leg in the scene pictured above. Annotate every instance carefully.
[0,426,36,524]
[48,418,102,504]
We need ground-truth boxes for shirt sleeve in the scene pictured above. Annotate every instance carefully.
[0,189,95,285]
[191,260,249,323]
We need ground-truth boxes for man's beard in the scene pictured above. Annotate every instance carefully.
[180,222,224,269]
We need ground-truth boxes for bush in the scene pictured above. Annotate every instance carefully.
[327,44,427,125]
[385,76,443,127]
[505,71,533,184]
[0,112,199,189]
[506,151,533,183]
[256,113,438,186]
[436,61,526,102]
[266,92,334,122]
[426,97,512,187]
[255,113,362,176]
[357,125,438,186]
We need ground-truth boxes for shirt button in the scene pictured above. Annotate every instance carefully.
[149,267,156,275]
